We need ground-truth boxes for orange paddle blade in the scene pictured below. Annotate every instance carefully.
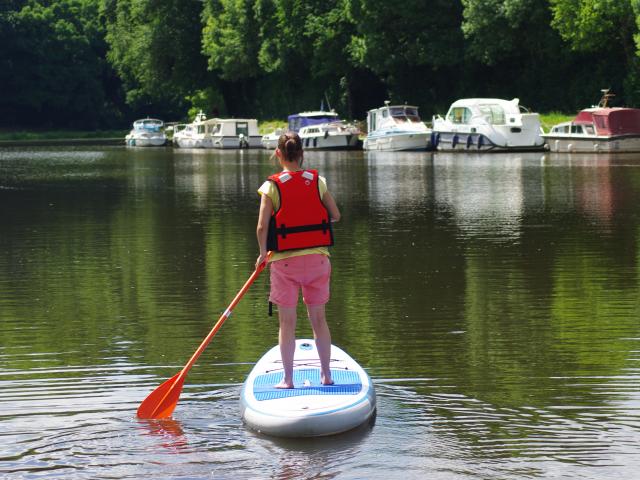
[137,372,185,419]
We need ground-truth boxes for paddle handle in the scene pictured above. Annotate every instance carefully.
[178,258,269,380]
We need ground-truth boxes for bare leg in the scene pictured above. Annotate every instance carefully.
[307,304,333,385]
[276,306,297,388]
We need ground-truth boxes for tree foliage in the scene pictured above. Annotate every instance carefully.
[5,0,640,128]
[1,0,112,128]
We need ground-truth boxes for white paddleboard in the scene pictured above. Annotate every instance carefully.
[240,339,376,437]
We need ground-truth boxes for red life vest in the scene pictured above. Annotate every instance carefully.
[267,169,334,252]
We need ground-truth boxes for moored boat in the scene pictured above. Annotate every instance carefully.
[125,118,167,147]
[363,102,431,151]
[262,110,361,150]
[208,118,262,149]
[172,111,209,148]
[431,98,544,151]
[240,339,376,437]
[542,90,640,153]
[174,111,262,149]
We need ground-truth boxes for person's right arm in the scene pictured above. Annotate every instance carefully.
[322,191,341,222]
[256,193,273,268]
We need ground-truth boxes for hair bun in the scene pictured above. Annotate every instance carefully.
[277,132,303,162]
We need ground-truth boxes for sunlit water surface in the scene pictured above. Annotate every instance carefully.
[1,146,639,479]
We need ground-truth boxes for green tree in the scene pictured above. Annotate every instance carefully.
[101,0,211,117]
[0,0,113,128]
[548,0,640,105]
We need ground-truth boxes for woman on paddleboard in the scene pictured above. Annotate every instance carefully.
[256,131,340,389]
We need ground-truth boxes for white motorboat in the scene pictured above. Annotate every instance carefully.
[125,118,167,147]
[363,102,431,151]
[173,112,261,149]
[262,111,361,150]
[299,120,361,150]
[542,90,640,153]
[432,98,544,151]
[172,111,210,148]
[261,128,284,149]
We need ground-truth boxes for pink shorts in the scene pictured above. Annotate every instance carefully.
[269,254,331,307]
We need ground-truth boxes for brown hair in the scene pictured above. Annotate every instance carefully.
[277,131,303,163]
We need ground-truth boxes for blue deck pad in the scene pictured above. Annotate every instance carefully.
[253,368,362,401]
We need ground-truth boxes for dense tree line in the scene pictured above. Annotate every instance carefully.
[2,0,640,129]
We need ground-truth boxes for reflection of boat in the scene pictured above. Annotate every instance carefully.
[432,98,544,151]
[240,339,376,438]
[125,118,167,147]
[542,90,640,153]
[174,111,262,149]
[363,102,431,151]
[262,111,361,150]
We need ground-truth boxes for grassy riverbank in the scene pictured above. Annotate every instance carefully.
[539,113,574,132]
[0,129,128,141]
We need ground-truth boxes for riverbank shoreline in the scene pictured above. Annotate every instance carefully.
[0,137,125,147]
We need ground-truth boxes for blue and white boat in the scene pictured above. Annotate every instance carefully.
[431,98,544,151]
[363,102,431,151]
[240,339,376,437]
[262,111,361,150]
[125,118,167,147]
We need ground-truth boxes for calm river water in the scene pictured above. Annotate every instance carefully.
[1,146,639,479]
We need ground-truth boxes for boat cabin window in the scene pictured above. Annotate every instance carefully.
[389,107,421,123]
[447,107,472,124]
[235,122,249,136]
[570,124,584,134]
[584,125,595,134]
[198,125,206,134]
[478,104,506,125]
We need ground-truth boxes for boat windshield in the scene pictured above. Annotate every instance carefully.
[478,104,506,125]
[390,107,421,123]
[135,120,163,131]
[447,107,472,124]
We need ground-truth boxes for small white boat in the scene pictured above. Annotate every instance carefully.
[542,90,640,153]
[208,118,262,149]
[125,118,167,147]
[172,111,209,148]
[261,111,361,150]
[363,102,431,151]
[432,98,544,151]
[299,120,361,150]
[173,112,261,149]
[240,339,376,438]
[261,128,284,149]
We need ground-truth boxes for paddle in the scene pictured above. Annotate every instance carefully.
[137,256,270,419]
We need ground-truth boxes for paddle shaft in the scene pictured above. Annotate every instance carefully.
[176,259,268,383]
[137,256,269,418]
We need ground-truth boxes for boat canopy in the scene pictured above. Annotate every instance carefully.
[288,112,339,132]
[574,108,640,135]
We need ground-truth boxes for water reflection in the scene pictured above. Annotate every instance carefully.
[433,152,528,242]
[1,147,640,479]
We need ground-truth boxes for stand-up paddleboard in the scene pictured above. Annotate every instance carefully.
[240,339,376,437]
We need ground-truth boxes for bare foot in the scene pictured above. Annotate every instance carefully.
[275,379,294,389]
[321,374,334,386]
